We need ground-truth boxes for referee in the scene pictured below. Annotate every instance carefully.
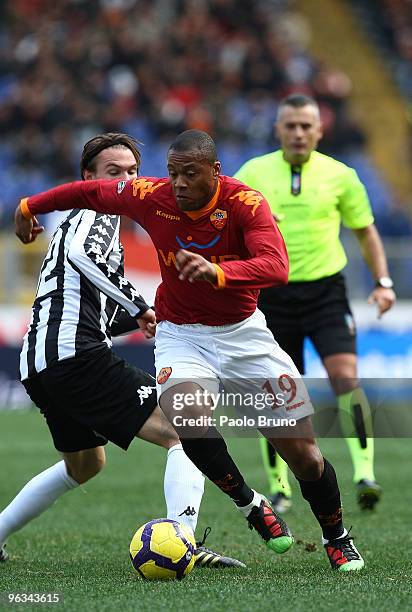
[235,93,396,512]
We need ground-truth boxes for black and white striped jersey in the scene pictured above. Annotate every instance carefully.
[20,209,149,380]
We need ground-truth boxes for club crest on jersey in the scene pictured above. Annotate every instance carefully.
[157,367,172,384]
[117,180,126,194]
[210,209,227,230]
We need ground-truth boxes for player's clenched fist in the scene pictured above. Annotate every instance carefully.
[175,249,217,284]
[14,204,44,244]
[137,308,157,339]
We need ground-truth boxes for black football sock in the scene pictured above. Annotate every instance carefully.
[297,458,344,541]
[267,439,277,466]
[180,429,254,507]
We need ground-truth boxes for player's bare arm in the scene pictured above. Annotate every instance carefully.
[175,249,218,284]
[353,224,396,317]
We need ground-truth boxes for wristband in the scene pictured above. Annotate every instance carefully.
[20,198,33,220]
[212,264,226,289]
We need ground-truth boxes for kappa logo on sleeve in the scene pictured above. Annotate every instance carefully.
[131,178,167,199]
[157,367,172,384]
[230,190,263,216]
[117,180,126,194]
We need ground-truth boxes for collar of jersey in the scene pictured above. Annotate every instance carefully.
[282,150,314,168]
[183,179,221,220]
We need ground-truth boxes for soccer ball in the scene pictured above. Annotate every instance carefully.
[130,519,196,580]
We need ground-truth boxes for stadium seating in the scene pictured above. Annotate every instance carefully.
[0,0,404,236]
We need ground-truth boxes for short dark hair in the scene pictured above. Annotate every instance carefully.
[168,129,217,163]
[278,93,318,112]
[80,132,142,179]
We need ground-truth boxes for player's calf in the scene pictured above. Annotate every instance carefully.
[297,457,365,570]
[180,433,294,554]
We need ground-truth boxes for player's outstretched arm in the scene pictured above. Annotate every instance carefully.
[14,177,165,243]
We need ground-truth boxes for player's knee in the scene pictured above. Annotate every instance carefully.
[324,355,357,394]
[73,460,105,484]
[65,449,106,484]
[301,452,324,481]
[91,452,106,476]
[329,375,357,395]
[159,382,212,437]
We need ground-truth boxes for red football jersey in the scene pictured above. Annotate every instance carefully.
[25,175,289,325]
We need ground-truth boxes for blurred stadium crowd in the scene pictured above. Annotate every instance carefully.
[0,0,410,237]
[353,0,412,101]
[0,0,410,386]
[0,0,377,223]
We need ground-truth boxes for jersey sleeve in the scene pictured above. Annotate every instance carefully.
[108,304,140,337]
[339,168,374,229]
[67,211,150,317]
[24,177,168,228]
[214,191,289,289]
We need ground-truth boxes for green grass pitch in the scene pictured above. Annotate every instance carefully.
[0,409,411,612]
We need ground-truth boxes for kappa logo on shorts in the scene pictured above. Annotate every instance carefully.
[157,367,172,384]
[136,385,155,405]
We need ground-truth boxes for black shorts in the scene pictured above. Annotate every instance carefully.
[22,347,157,453]
[258,272,356,374]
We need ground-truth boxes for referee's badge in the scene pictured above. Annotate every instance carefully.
[210,209,227,230]
[157,367,172,384]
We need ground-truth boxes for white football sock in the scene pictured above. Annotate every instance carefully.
[0,461,78,546]
[164,443,205,536]
[236,490,264,518]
